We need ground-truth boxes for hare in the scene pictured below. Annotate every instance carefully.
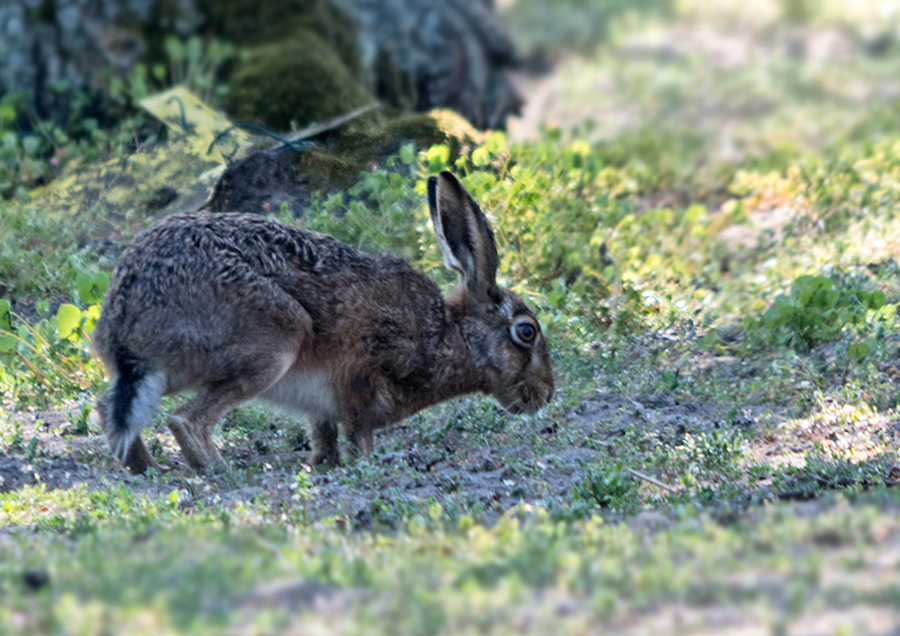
[93,171,554,474]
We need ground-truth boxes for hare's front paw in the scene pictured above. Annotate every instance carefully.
[311,449,341,468]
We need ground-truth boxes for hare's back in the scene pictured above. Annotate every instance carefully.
[97,212,357,375]
[122,212,366,276]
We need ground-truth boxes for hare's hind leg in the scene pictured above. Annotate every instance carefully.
[96,391,159,474]
[170,350,298,473]
[167,412,212,472]
[123,437,158,474]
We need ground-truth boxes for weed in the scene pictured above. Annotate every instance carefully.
[683,427,747,475]
[748,274,894,354]
[0,294,105,409]
[572,461,640,511]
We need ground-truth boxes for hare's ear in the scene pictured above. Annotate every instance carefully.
[427,171,500,302]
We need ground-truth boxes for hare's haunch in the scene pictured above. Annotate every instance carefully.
[93,172,554,473]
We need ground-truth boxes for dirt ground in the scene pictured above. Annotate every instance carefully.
[1,374,893,527]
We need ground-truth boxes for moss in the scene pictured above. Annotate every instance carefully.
[202,0,362,78]
[383,110,485,160]
[295,148,363,191]
[293,109,486,192]
[389,111,482,144]
[226,31,372,131]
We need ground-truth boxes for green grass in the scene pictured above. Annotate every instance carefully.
[3,484,900,634]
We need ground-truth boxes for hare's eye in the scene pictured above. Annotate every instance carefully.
[512,321,537,346]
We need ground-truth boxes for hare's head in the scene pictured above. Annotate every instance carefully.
[428,172,554,414]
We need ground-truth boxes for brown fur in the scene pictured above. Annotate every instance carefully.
[93,172,554,473]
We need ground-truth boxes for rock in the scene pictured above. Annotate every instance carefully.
[337,0,522,128]
[204,147,311,216]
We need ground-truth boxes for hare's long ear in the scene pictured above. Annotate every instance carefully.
[428,171,500,302]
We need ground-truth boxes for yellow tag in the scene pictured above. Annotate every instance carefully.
[139,86,250,163]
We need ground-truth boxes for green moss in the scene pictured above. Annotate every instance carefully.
[226,31,372,131]
[384,110,484,158]
[381,113,447,148]
[292,110,486,191]
[203,0,362,78]
[295,147,362,190]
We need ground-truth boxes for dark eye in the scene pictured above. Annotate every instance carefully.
[512,321,537,346]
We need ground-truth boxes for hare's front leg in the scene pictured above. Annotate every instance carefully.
[310,418,341,467]
[346,420,375,460]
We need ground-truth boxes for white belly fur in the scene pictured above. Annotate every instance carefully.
[257,370,340,422]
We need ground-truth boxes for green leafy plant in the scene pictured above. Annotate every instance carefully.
[0,201,114,297]
[749,274,892,353]
[683,428,746,474]
[110,36,236,107]
[0,287,106,408]
[301,154,425,264]
[572,461,639,510]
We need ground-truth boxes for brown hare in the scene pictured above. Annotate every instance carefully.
[93,171,554,473]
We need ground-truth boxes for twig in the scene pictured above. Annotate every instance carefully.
[775,489,817,501]
[282,103,380,142]
[14,351,47,385]
[624,466,677,492]
[207,123,309,156]
[812,475,900,489]
[207,102,381,156]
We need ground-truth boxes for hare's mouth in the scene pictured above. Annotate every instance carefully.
[498,387,551,415]
[501,401,527,415]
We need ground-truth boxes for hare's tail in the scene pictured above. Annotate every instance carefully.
[103,349,166,462]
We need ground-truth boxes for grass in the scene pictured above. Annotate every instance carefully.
[3,484,900,634]
[3,0,900,633]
